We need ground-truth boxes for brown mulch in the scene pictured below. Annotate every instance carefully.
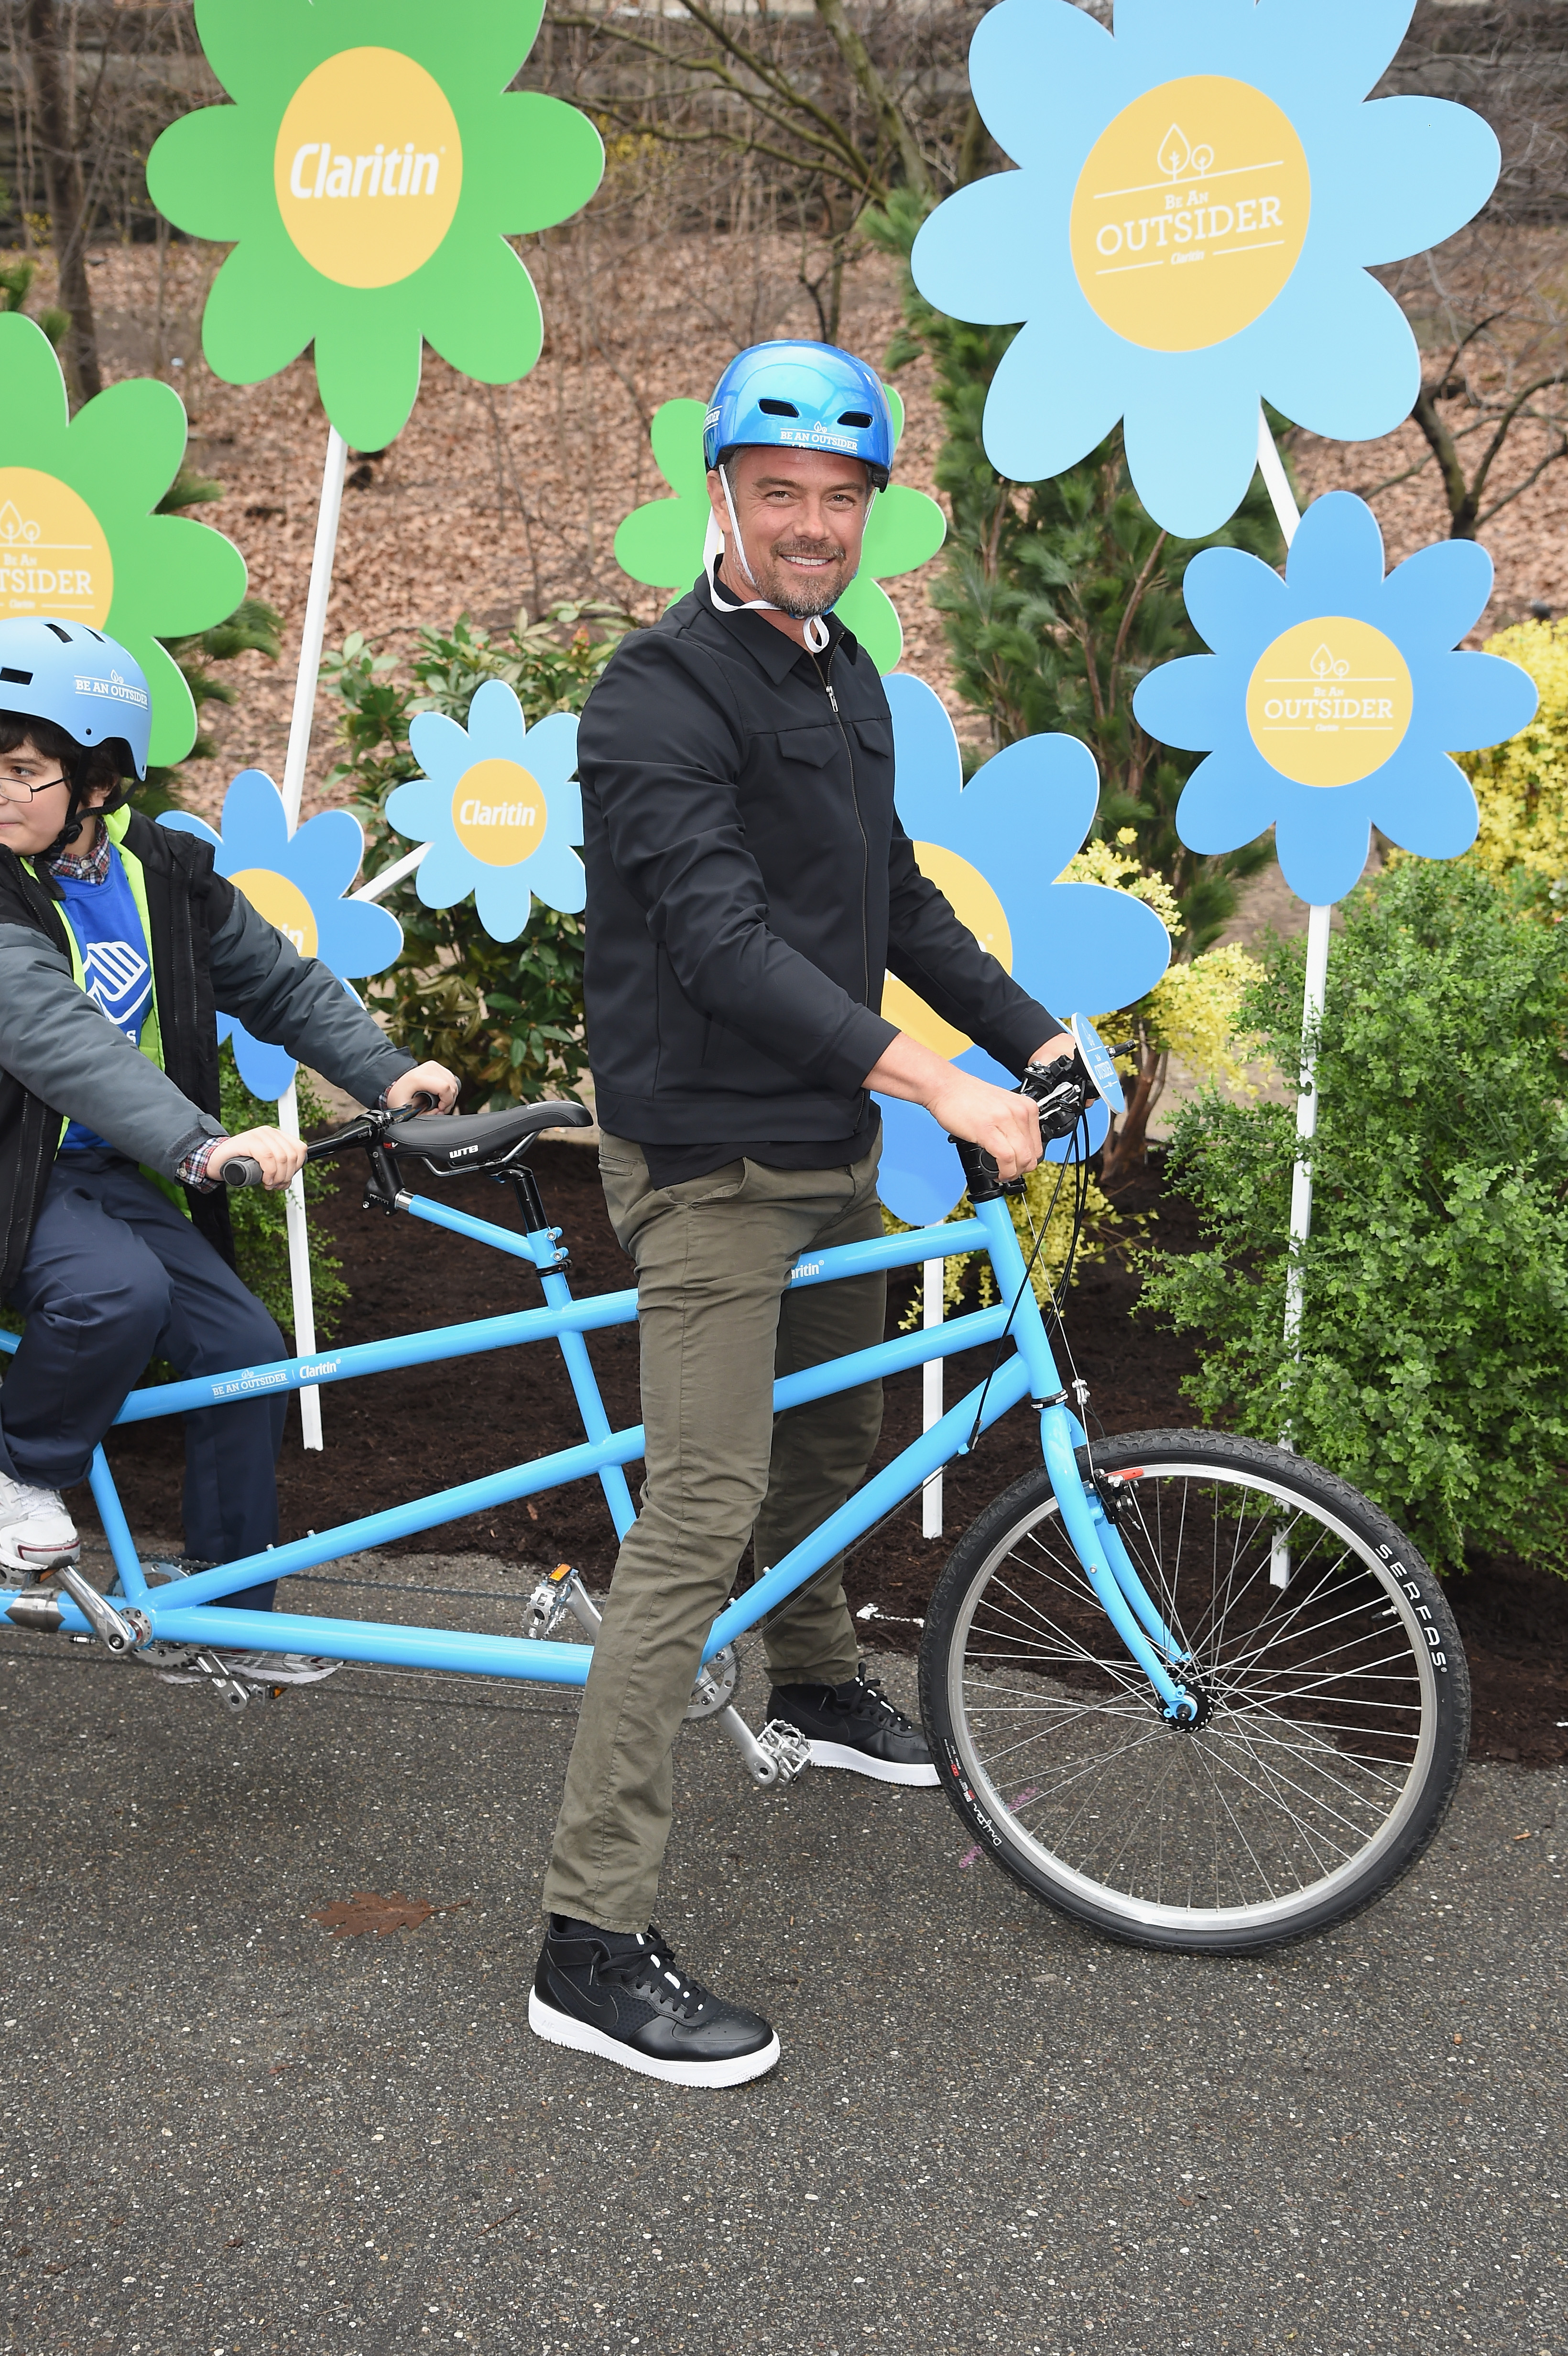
[97,1140,1567,1767]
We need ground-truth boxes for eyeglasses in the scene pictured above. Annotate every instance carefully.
[0,770,69,806]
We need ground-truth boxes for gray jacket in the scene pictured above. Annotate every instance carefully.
[0,808,412,1294]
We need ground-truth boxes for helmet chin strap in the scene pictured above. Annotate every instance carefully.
[708,464,874,657]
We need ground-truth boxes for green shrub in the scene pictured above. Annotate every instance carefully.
[1138,859,1568,1574]
[324,605,630,1111]
[219,1047,348,1347]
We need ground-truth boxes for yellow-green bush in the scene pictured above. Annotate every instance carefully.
[1460,618,1568,893]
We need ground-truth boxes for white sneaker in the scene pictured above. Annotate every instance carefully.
[0,1473,80,1574]
[150,1647,342,1687]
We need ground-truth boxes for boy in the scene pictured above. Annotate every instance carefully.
[0,618,457,1656]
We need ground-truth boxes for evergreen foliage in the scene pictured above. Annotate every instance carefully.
[1139,859,1568,1574]
[219,1048,347,1346]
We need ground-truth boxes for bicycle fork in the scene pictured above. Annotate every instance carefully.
[1040,1409,1198,1724]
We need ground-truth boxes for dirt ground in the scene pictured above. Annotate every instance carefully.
[93,1137,1568,1771]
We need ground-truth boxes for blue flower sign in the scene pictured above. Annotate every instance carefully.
[1135,491,1540,905]
[910,0,1500,535]
[877,674,1171,1224]
[385,677,584,943]
[163,768,403,1099]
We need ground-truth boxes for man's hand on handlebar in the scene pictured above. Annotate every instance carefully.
[206,1128,307,1191]
[863,1030,1077,1184]
[385,1062,461,1115]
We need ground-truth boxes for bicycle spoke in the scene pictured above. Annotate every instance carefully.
[937,1451,1455,1936]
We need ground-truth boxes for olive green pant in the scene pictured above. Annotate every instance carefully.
[541,1133,886,1931]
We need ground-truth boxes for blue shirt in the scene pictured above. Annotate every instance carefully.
[54,842,154,1155]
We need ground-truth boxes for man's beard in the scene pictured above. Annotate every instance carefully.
[758,540,851,619]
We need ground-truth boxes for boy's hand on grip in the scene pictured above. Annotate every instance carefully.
[207,1128,307,1191]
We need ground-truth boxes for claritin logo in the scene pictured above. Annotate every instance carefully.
[450,757,547,871]
[0,472,112,624]
[274,48,462,291]
[458,795,536,829]
[1069,75,1312,354]
[1246,616,1414,789]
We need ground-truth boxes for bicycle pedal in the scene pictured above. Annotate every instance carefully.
[756,1719,812,1786]
[523,1562,600,1642]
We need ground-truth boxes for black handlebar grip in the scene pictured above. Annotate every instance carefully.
[954,1137,1010,1203]
[220,1155,267,1189]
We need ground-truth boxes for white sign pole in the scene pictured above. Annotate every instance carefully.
[922,1255,944,1537]
[274,424,349,1451]
[1255,409,1322,1583]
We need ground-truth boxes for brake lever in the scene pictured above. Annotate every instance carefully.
[1022,1050,1096,1142]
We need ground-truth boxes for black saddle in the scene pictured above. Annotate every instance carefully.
[381,1099,592,1176]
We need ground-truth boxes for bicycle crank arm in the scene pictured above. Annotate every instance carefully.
[54,1567,149,1658]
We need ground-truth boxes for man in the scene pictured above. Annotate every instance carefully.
[531,341,1073,2087]
[0,617,457,1663]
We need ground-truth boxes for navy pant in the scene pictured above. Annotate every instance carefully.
[0,1154,284,1609]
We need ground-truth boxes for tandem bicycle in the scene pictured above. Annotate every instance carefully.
[0,1022,1469,1955]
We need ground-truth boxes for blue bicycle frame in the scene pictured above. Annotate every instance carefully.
[0,1178,1197,1722]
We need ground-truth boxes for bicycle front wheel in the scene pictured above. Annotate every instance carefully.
[919,1430,1470,1953]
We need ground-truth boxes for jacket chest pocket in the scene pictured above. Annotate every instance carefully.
[767,725,841,772]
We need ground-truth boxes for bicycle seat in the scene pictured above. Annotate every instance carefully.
[381,1100,592,1176]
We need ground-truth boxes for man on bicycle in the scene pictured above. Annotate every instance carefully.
[532,341,1073,2086]
[0,619,457,1672]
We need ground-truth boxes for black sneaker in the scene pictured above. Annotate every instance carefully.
[767,1663,939,1786]
[529,1918,780,2088]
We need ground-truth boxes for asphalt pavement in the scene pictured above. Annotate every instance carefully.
[0,1539,1562,2356]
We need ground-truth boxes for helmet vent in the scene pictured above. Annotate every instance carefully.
[0,666,33,685]
[838,411,873,427]
[758,398,799,417]
[44,623,71,644]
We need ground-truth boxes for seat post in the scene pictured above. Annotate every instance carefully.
[510,1161,554,1244]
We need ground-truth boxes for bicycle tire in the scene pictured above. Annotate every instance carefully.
[919,1429,1470,1954]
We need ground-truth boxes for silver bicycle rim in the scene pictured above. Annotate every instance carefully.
[946,1459,1440,1939]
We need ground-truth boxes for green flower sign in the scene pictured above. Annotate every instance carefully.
[0,313,246,765]
[613,390,946,673]
[146,0,605,452]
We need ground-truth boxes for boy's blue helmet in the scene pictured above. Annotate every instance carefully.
[0,617,152,779]
[703,341,894,488]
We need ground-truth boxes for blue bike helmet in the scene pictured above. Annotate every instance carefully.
[703,341,894,487]
[0,617,152,780]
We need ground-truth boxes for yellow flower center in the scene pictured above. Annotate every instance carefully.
[274,48,462,291]
[1070,76,1311,353]
[0,469,113,626]
[882,843,1013,1061]
[450,757,546,869]
[230,868,319,960]
[1246,616,1415,787]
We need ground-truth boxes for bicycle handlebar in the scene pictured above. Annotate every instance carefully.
[954,1051,1099,1204]
[220,1155,267,1189]
[220,1093,446,1189]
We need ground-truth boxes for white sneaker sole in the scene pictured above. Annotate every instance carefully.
[527,1987,781,2088]
[804,1738,940,1787]
[0,1541,79,1574]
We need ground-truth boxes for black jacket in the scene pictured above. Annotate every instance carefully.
[578,577,1055,1146]
[0,809,412,1299]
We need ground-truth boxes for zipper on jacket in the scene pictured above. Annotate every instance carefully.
[812,640,873,1032]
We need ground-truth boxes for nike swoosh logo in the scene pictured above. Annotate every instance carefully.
[545,1959,617,2030]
